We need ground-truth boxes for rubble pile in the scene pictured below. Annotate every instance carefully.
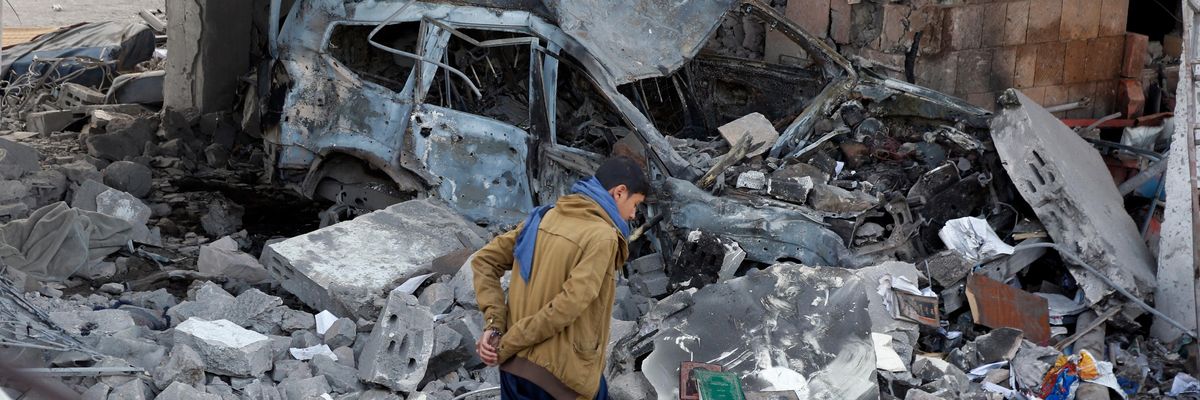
[0,1,1198,400]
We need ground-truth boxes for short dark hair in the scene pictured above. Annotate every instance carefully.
[595,156,650,196]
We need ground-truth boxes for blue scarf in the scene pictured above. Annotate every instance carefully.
[513,176,630,283]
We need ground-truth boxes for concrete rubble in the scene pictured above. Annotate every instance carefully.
[0,0,1197,399]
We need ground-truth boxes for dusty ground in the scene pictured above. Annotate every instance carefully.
[3,0,162,28]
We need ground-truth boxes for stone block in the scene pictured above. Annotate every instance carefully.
[425,323,470,380]
[1117,79,1145,118]
[980,3,1008,48]
[947,5,983,50]
[358,290,435,392]
[174,318,273,377]
[1060,0,1101,40]
[955,49,992,94]
[26,110,87,136]
[1063,40,1089,84]
[1026,0,1062,43]
[990,47,1017,92]
[1099,0,1129,36]
[1034,42,1065,87]
[717,113,778,158]
[242,381,284,400]
[829,0,851,44]
[1014,44,1038,88]
[200,197,243,237]
[81,382,111,400]
[1086,36,1125,82]
[262,199,484,320]
[59,160,101,185]
[157,382,220,400]
[49,309,136,339]
[1002,1,1029,46]
[86,129,153,162]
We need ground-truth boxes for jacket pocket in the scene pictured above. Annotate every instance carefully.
[569,315,602,361]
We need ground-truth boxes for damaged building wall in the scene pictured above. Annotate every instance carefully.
[714,0,1140,117]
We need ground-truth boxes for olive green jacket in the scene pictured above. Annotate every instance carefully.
[472,194,629,399]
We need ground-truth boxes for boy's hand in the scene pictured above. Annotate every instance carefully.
[476,329,502,366]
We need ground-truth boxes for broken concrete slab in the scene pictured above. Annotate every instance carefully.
[719,113,779,158]
[418,282,454,315]
[643,263,875,400]
[198,236,270,284]
[96,336,167,370]
[48,309,136,340]
[965,274,1051,345]
[1153,94,1198,342]
[990,89,1156,305]
[101,161,153,198]
[766,170,814,205]
[174,318,273,377]
[262,198,484,319]
[358,290,435,393]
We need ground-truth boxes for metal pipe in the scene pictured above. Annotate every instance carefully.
[1118,153,1170,195]
[449,387,500,400]
[1011,242,1199,339]
[1044,98,1093,113]
[367,0,482,98]
[15,367,144,377]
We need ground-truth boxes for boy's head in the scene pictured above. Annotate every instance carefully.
[595,157,649,221]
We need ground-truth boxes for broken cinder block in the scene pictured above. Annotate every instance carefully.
[358,289,435,393]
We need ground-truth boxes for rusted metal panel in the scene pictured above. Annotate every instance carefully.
[965,274,1051,345]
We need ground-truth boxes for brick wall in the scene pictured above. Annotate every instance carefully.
[766,0,1132,118]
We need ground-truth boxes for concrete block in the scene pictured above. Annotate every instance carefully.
[418,283,455,315]
[989,47,1017,92]
[49,309,136,339]
[313,354,364,394]
[1034,42,1065,87]
[324,318,357,349]
[1026,0,1062,43]
[242,381,284,400]
[96,188,152,226]
[101,161,152,198]
[157,382,220,400]
[1060,0,1101,40]
[980,3,1008,48]
[358,290,435,392]
[200,197,243,237]
[81,382,111,400]
[829,0,851,44]
[280,309,316,333]
[262,198,484,319]
[153,345,206,390]
[199,237,271,284]
[279,376,331,400]
[25,109,87,136]
[425,323,469,380]
[174,318,273,377]
[717,113,778,158]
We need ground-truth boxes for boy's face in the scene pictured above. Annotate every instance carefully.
[608,184,646,222]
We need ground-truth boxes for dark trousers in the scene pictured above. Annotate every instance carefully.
[500,371,608,400]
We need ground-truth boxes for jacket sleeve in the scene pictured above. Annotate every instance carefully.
[497,236,617,362]
[471,226,521,333]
